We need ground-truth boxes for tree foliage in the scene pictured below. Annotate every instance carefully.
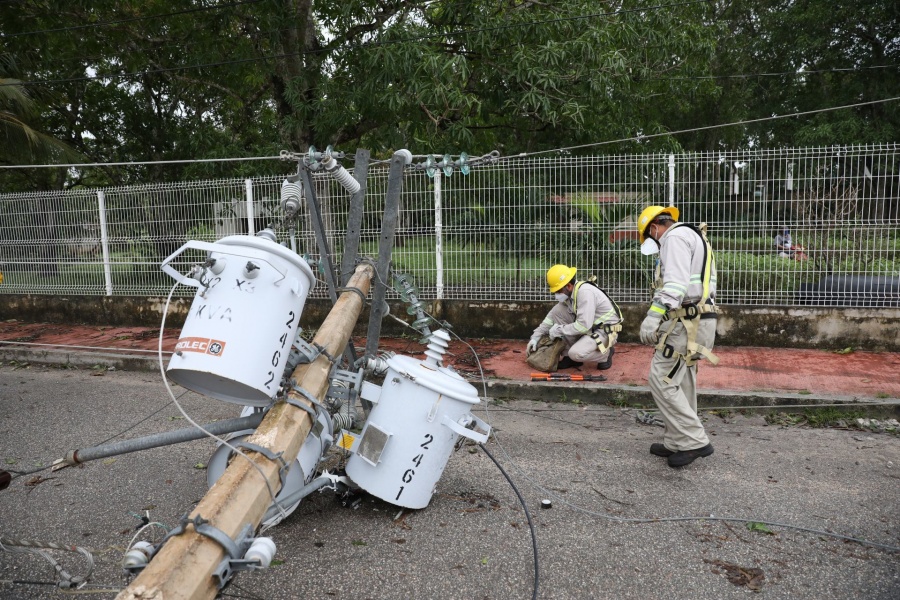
[0,0,897,191]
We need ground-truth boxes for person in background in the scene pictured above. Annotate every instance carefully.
[774,227,794,258]
[636,206,719,468]
[526,264,623,371]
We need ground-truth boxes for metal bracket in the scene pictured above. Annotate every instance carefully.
[134,515,263,589]
[293,338,322,365]
[326,368,365,403]
[229,441,291,498]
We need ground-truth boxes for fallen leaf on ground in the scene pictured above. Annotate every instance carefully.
[704,559,766,591]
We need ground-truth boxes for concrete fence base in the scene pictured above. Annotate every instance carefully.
[0,295,898,352]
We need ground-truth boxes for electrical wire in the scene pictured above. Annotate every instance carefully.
[396,307,900,553]
[644,63,900,82]
[4,96,896,172]
[478,443,539,600]
[127,520,170,552]
[481,395,900,552]
[157,281,289,524]
[368,267,540,597]
[0,536,95,590]
[3,388,186,483]
[509,96,900,159]
[0,154,284,170]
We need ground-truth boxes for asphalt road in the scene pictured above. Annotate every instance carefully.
[0,364,898,599]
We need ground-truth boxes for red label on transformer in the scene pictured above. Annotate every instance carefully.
[175,337,226,356]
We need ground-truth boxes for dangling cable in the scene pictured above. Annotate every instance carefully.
[157,281,288,524]
[0,536,95,589]
[478,443,539,600]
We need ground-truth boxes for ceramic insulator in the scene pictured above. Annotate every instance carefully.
[321,154,361,194]
[424,329,451,366]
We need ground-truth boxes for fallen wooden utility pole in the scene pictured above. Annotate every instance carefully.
[118,261,374,600]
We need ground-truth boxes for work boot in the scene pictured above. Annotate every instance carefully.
[649,443,674,457]
[556,356,583,370]
[597,347,615,371]
[667,444,714,468]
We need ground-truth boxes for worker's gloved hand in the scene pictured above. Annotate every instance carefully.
[526,337,539,355]
[549,324,564,339]
[639,312,663,345]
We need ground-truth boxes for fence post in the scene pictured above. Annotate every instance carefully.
[668,154,675,207]
[434,170,444,300]
[244,179,255,235]
[97,191,113,296]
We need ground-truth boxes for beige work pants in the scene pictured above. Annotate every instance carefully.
[648,318,716,452]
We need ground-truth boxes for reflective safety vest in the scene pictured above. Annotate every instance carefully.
[573,280,623,353]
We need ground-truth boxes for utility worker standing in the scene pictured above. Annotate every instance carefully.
[526,264,623,371]
[637,206,719,468]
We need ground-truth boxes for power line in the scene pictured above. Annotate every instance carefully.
[0,0,265,39]
[2,0,712,88]
[513,95,900,159]
[3,96,898,169]
[0,154,285,170]
[646,63,900,82]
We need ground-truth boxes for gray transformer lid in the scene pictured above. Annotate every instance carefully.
[386,354,480,405]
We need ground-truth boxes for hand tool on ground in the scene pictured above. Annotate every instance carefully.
[530,373,607,382]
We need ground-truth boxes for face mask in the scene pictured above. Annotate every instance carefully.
[640,237,659,255]
[554,292,569,302]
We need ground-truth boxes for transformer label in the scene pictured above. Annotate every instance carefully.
[337,431,359,451]
[175,337,227,356]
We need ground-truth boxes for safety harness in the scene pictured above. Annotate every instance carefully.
[652,223,720,382]
[572,280,624,354]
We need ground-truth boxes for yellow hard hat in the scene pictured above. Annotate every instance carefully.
[637,205,680,242]
[546,264,577,293]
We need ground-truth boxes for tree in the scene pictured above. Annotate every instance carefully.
[1,0,896,195]
[0,0,719,188]
[674,0,900,149]
[0,53,80,166]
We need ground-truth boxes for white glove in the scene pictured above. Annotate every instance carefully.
[526,338,539,354]
[639,312,663,345]
[549,324,565,340]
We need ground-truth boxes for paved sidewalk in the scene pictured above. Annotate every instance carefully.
[0,319,898,411]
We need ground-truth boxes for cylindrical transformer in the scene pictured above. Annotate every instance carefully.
[346,335,490,509]
[206,406,333,528]
[162,233,316,406]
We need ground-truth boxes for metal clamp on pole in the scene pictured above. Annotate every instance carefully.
[287,383,330,420]
[228,441,291,499]
[130,515,275,589]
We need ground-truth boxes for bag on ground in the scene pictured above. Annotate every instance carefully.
[526,335,566,372]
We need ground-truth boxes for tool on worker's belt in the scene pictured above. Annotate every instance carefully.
[530,373,607,382]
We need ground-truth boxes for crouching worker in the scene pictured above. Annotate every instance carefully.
[525,264,623,372]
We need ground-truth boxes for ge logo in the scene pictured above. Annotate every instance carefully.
[208,342,223,356]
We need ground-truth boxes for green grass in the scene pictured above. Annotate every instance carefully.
[2,230,898,298]
[765,408,867,428]
[359,238,549,286]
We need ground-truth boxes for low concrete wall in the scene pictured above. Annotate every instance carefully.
[0,294,898,351]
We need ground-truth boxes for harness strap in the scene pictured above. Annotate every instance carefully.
[664,302,720,321]
[655,314,719,383]
[574,280,625,330]
[590,330,618,354]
